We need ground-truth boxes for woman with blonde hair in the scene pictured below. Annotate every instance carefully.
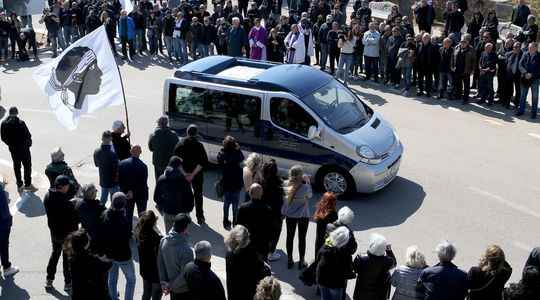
[467,245,512,300]
[243,152,263,200]
[391,246,428,300]
[254,276,282,300]
[282,165,312,269]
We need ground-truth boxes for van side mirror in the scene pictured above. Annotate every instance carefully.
[307,125,320,140]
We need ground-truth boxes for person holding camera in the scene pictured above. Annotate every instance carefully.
[337,27,356,85]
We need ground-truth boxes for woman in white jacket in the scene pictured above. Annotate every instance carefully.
[284,24,305,64]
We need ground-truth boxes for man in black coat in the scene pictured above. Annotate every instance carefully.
[118,145,148,233]
[501,41,524,108]
[236,183,272,258]
[443,2,464,43]
[174,124,208,225]
[416,33,437,97]
[148,116,179,179]
[94,130,119,205]
[184,241,227,300]
[44,175,78,291]
[0,107,36,192]
[111,120,131,161]
[414,0,435,33]
[72,183,105,246]
[154,156,194,233]
[97,192,136,300]
[512,0,531,27]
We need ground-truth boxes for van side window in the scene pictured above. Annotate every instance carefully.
[169,85,206,117]
[270,98,317,137]
[204,91,262,139]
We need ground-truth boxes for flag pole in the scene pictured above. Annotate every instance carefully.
[115,62,131,144]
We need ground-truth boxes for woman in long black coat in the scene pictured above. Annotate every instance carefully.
[217,136,245,229]
[135,211,163,300]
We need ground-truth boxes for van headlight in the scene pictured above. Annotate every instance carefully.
[356,145,382,165]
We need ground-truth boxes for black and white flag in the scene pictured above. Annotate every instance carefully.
[33,26,123,130]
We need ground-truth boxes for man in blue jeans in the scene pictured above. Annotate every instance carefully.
[517,42,540,119]
[93,131,119,205]
[98,192,136,300]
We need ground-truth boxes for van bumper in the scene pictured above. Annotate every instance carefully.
[349,142,403,193]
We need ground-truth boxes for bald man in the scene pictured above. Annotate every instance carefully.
[118,145,149,234]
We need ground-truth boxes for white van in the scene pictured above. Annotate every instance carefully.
[163,56,403,194]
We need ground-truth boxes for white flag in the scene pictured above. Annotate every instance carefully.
[33,26,123,130]
[120,0,134,13]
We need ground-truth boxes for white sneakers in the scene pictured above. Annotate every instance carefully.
[268,251,281,262]
[3,266,20,277]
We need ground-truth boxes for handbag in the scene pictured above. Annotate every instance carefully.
[215,177,224,199]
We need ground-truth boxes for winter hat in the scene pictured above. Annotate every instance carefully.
[329,226,350,249]
[338,206,355,225]
[54,175,71,188]
[368,233,388,256]
[111,192,127,210]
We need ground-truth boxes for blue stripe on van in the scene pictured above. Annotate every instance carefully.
[202,120,357,171]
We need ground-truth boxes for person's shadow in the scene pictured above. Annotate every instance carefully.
[0,277,30,300]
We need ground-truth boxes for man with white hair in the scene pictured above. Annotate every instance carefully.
[111,120,131,161]
[45,147,79,196]
[184,241,226,300]
[228,17,248,57]
[417,240,469,300]
[236,183,272,258]
[327,206,357,256]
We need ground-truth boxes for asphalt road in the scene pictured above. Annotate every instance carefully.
[1,48,540,299]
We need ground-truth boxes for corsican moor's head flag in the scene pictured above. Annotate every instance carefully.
[33,25,123,130]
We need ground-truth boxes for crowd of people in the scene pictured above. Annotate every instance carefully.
[1,0,540,117]
[1,107,540,300]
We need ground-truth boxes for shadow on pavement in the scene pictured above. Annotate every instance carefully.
[190,222,226,258]
[343,176,425,232]
[12,192,46,217]
[350,86,388,107]
[0,277,30,299]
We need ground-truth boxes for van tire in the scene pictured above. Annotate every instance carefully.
[315,166,356,197]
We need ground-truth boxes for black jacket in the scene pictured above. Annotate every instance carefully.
[97,209,131,261]
[236,199,273,256]
[70,252,112,300]
[444,10,465,36]
[174,136,208,174]
[93,144,119,188]
[1,116,32,150]
[353,250,397,300]
[73,198,106,242]
[43,189,78,238]
[525,247,540,271]
[418,262,469,300]
[261,176,284,219]
[138,229,162,283]
[184,260,227,300]
[217,148,244,193]
[111,132,131,161]
[440,46,454,73]
[511,4,531,27]
[118,156,148,200]
[154,166,194,215]
[226,245,269,300]
[314,211,338,254]
[148,127,179,172]
[416,42,438,73]
[317,244,354,288]
[468,263,512,300]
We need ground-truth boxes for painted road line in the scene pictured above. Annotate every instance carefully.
[483,119,504,126]
[513,241,533,253]
[20,108,97,119]
[469,186,540,219]
[528,133,540,140]
[448,107,460,112]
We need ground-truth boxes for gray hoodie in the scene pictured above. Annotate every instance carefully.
[157,230,194,293]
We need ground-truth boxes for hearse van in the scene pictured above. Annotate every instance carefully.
[163,56,403,194]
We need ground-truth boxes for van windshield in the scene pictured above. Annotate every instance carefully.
[302,80,370,134]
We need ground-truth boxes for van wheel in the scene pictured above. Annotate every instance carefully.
[316,167,355,196]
